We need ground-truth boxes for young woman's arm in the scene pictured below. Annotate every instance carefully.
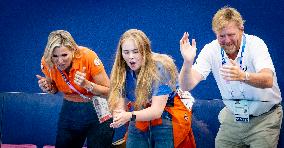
[110,95,168,128]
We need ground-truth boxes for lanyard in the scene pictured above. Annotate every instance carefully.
[221,34,246,69]
[58,68,91,100]
[221,34,246,99]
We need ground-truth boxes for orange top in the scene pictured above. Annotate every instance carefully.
[41,46,105,102]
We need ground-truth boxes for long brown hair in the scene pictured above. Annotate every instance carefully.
[108,29,177,111]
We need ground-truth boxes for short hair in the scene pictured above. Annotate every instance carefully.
[212,6,245,33]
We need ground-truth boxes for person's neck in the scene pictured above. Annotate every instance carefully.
[134,70,140,77]
[65,62,73,74]
[133,68,141,79]
[227,50,239,60]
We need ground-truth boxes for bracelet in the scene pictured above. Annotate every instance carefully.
[86,82,94,93]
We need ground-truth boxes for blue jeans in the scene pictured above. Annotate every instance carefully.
[126,118,174,148]
[55,99,113,148]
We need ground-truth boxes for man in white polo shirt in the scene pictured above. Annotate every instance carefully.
[179,6,282,148]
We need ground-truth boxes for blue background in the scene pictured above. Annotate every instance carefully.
[0,0,283,99]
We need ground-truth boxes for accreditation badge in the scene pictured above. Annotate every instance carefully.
[92,96,112,123]
[234,100,249,123]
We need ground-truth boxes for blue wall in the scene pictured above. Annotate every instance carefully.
[0,0,283,99]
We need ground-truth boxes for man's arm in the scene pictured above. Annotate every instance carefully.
[220,60,273,88]
[243,69,273,88]
[179,61,203,91]
[179,32,203,91]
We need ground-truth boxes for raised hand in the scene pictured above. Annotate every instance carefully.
[180,32,197,64]
[74,67,87,87]
[36,75,52,92]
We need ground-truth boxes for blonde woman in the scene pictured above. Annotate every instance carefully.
[109,29,195,148]
[36,30,113,148]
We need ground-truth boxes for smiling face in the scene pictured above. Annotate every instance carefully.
[121,39,143,73]
[217,21,243,56]
[51,46,73,71]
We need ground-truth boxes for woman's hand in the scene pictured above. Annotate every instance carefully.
[74,67,87,87]
[110,109,132,128]
[36,75,52,93]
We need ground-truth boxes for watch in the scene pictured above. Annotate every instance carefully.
[245,72,250,81]
[130,112,136,121]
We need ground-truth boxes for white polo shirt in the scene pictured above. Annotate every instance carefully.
[193,33,282,116]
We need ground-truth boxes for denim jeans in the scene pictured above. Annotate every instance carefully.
[55,99,113,148]
[126,118,174,148]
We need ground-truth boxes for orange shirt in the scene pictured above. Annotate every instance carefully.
[41,46,105,101]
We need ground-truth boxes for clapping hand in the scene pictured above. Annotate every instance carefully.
[180,32,197,64]
[110,109,131,128]
[220,59,245,81]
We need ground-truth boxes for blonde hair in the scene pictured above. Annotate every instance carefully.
[212,6,245,34]
[108,29,177,111]
[152,53,177,91]
[43,30,80,68]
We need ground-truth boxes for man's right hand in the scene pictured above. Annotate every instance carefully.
[180,32,197,64]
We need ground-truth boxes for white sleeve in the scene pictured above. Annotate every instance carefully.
[250,36,275,73]
[192,44,212,80]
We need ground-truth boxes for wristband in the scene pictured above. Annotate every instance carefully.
[130,112,136,121]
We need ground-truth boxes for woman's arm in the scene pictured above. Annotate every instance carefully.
[74,67,110,97]
[110,95,168,128]
[132,95,168,121]
[84,70,110,97]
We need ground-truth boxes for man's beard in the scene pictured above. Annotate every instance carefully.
[222,44,239,55]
